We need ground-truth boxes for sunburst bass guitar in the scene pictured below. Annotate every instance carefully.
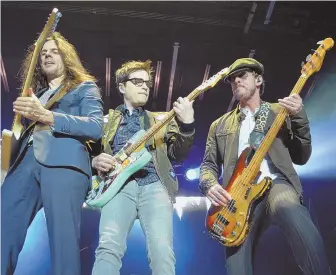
[206,38,334,247]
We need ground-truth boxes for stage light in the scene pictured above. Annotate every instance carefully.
[185,168,200,181]
[174,196,210,220]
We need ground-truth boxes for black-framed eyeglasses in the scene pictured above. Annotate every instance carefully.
[123,78,153,88]
[227,69,254,83]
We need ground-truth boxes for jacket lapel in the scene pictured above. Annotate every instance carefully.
[145,111,156,149]
[35,87,49,98]
[266,103,281,131]
[102,109,122,154]
[224,108,241,168]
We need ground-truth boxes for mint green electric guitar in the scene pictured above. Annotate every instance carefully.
[85,67,229,208]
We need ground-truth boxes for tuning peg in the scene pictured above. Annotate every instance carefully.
[317,40,325,48]
[301,61,305,68]
[306,54,312,62]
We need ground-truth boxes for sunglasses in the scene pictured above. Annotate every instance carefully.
[227,69,255,83]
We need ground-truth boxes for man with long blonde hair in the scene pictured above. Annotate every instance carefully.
[91,60,195,275]
[1,32,104,275]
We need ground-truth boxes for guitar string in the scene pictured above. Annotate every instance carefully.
[213,76,306,226]
[218,50,327,223]
[97,72,226,193]
[211,76,308,239]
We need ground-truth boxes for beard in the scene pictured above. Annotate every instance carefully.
[234,86,256,102]
[42,64,64,80]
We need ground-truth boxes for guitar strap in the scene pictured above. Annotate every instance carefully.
[248,101,271,149]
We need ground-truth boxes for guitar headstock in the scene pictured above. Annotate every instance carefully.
[35,8,62,48]
[197,67,230,91]
[301,38,334,78]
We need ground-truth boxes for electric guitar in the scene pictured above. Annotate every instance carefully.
[206,37,334,247]
[85,67,230,208]
[1,8,62,181]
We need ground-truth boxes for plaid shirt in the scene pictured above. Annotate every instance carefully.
[111,105,160,186]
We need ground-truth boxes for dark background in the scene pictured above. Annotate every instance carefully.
[1,1,336,274]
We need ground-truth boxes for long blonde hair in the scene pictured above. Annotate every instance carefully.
[20,32,96,92]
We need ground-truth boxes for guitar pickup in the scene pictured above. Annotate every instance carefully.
[116,152,128,162]
[228,200,237,213]
[217,213,229,226]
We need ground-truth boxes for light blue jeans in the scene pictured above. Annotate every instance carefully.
[92,180,175,275]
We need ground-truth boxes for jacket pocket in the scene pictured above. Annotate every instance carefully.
[216,130,234,139]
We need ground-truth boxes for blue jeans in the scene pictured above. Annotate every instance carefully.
[92,180,175,275]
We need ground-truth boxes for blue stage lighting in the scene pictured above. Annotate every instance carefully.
[185,168,199,181]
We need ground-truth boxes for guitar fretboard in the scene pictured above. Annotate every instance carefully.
[243,75,308,182]
[11,9,61,139]
[124,87,204,155]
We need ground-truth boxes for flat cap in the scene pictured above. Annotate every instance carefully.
[224,57,264,82]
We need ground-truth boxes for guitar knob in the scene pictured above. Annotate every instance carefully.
[236,222,241,227]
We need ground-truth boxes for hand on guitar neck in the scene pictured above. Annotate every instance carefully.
[13,88,54,126]
[278,94,303,115]
[206,95,303,209]
[172,97,195,124]
[206,183,232,207]
[92,153,116,177]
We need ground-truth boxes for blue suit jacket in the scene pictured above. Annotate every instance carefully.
[10,81,104,178]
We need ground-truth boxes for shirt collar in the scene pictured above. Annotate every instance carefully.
[238,103,260,117]
[117,105,144,116]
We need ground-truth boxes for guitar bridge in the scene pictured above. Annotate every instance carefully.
[209,232,228,244]
[209,232,227,241]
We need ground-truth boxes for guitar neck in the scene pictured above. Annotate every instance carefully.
[8,8,62,139]
[248,75,308,174]
[11,43,40,137]
[241,37,335,181]
[124,87,204,155]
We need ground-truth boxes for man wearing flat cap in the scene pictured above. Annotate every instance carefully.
[199,58,331,274]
